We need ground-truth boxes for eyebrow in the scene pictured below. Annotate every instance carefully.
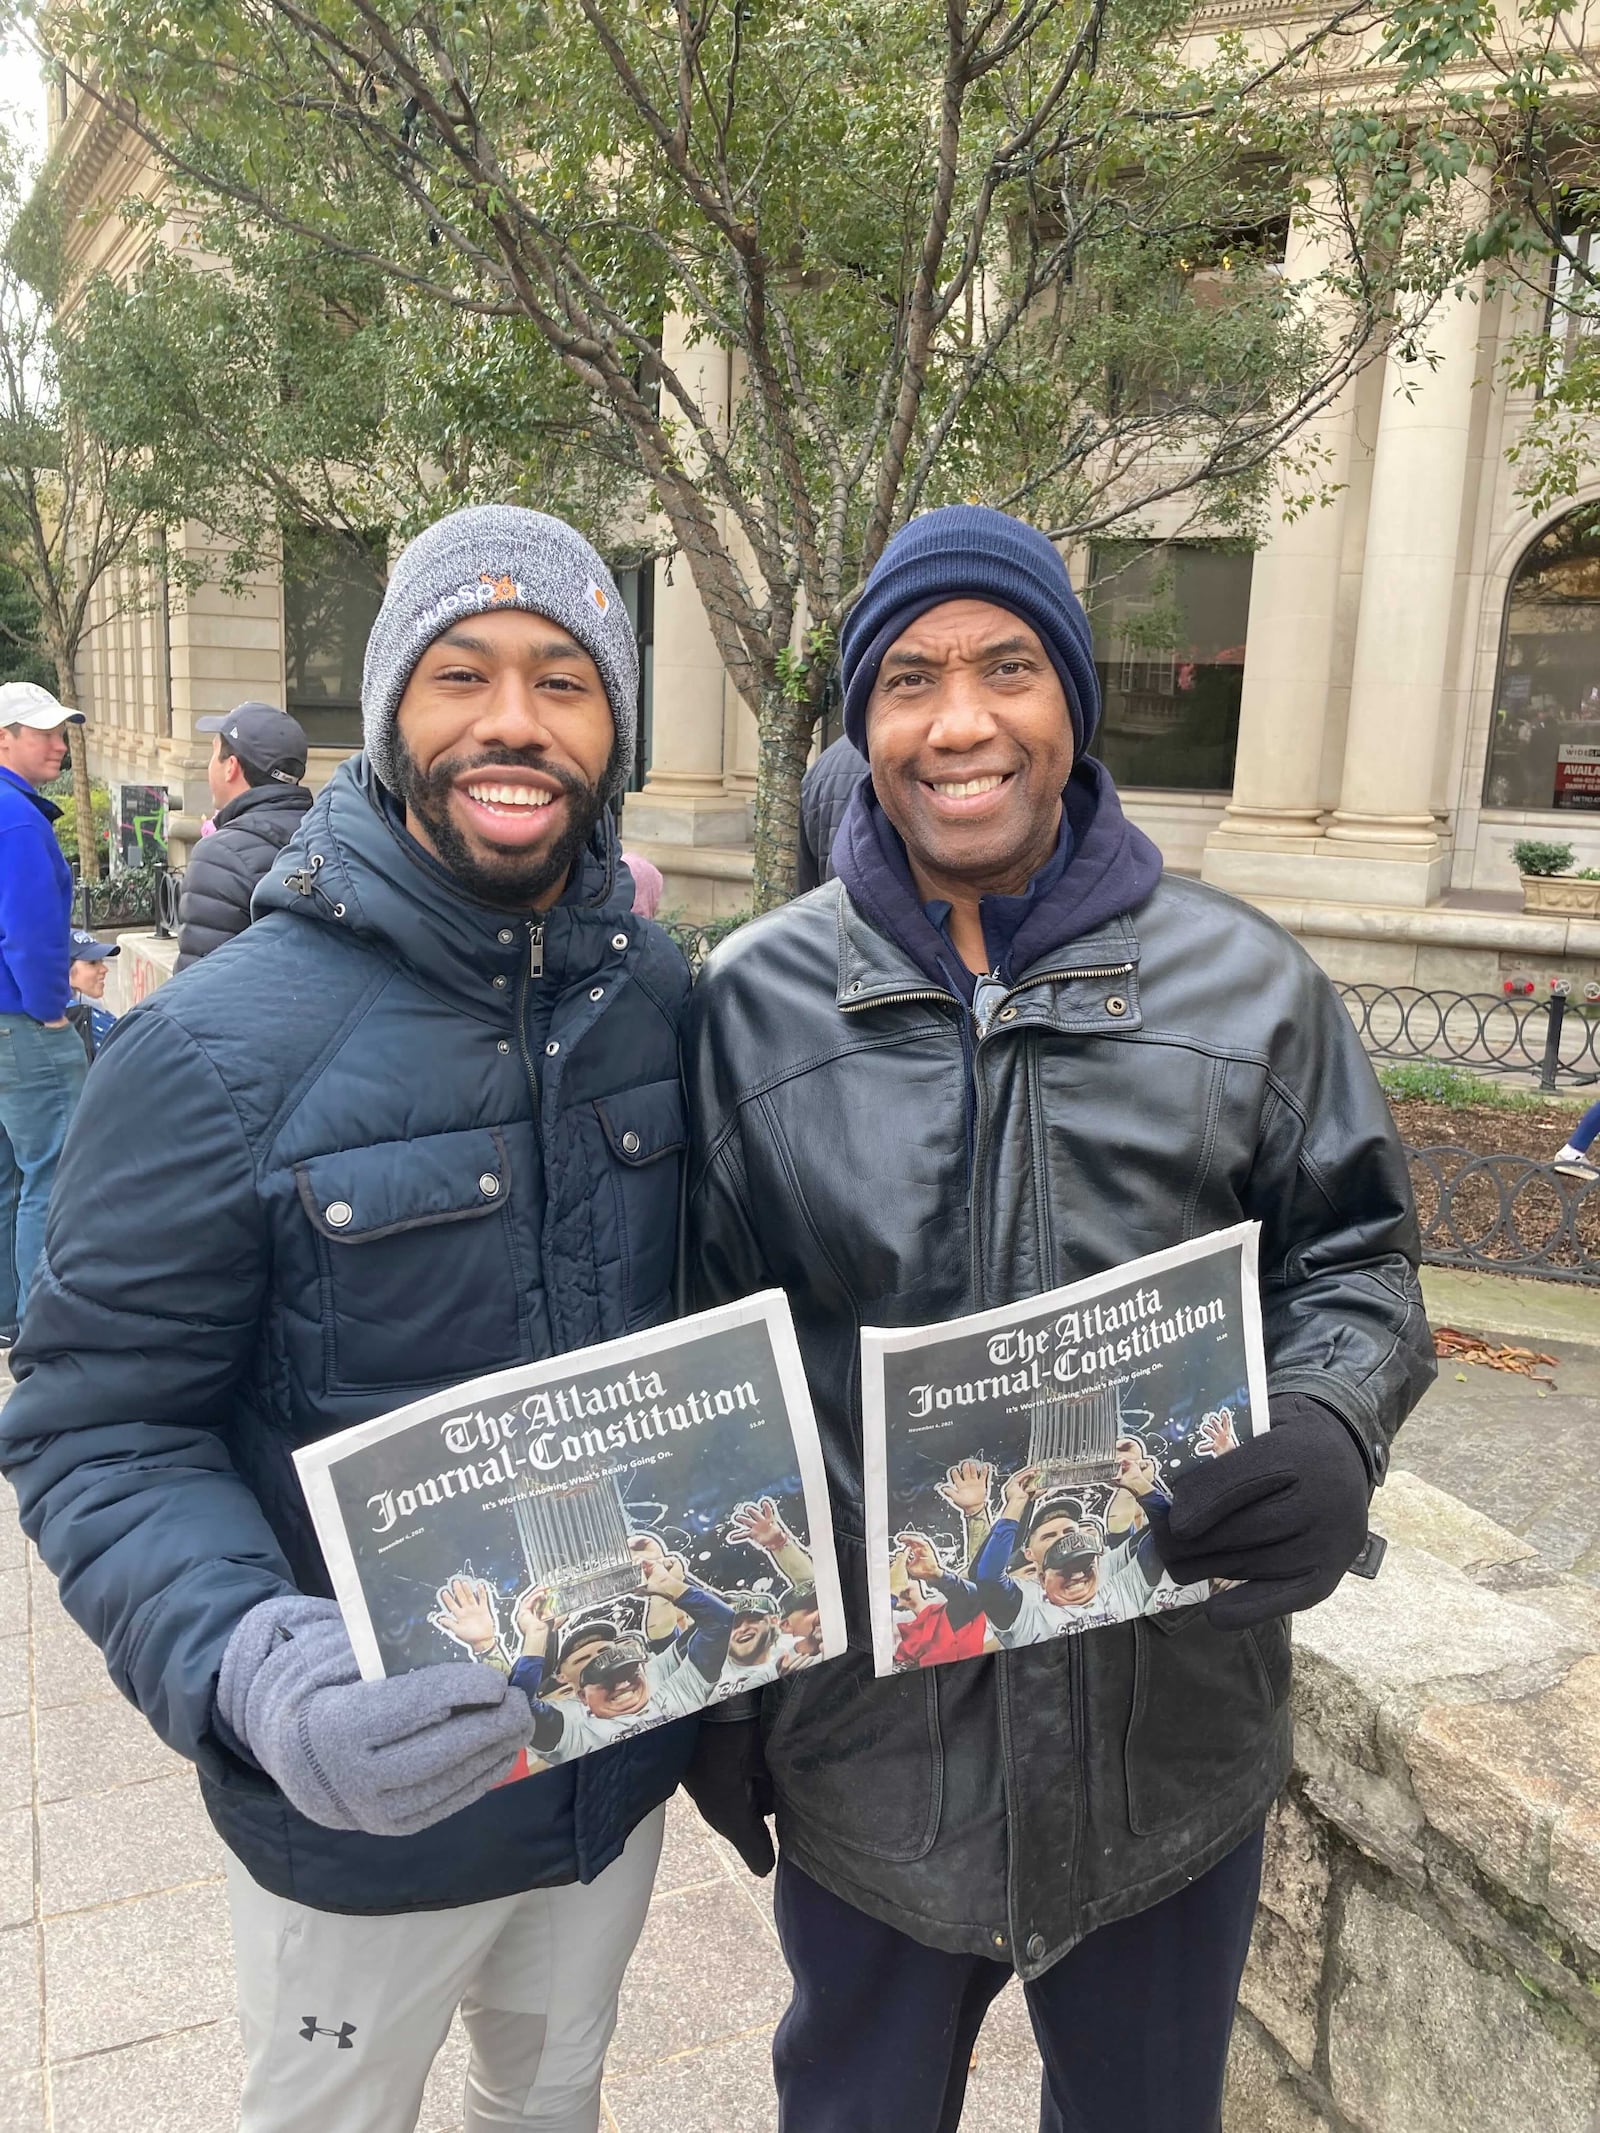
[883,633,1035,668]
[436,628,589,664]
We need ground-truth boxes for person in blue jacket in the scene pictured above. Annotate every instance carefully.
[0,682,88,1349]
[0,508,696,2133]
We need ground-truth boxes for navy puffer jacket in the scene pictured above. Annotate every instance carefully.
[0,755,695,1912]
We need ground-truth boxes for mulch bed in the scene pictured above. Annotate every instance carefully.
[1385,1096,1600,1275]
[1384,1097,1588,1164]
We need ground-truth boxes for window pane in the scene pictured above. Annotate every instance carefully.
[1085,544,1251,791]
[1484,510,1600,812]
[284,528,386,749]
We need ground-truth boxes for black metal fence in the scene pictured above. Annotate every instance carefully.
[661,911,751,974]
[1406,1145,1600,1288]
[1338,983,1600,1090]
[71,864,161,933]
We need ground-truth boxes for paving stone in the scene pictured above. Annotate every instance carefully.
[50,2020,245,2133]
[38,1771,221,1917]
[0,1712,31,1814]
[656,1795,724,1897]
[965,1981,1048,2130]
[29,1612,113,1710]
[607,1881,790,2077]
[0,2067,44,2132]
[0,1809,34,1931]
[0,1503,28,1574]
[0,1637,27,1721]
[43,1881,234,2061]
[417,2015,469,2133]
[0,1571,28,1643]
[604,2027,779,2133]
[0,1922,40,2075]
[1328,1887,1600,2133]
[35,1692,185,1804]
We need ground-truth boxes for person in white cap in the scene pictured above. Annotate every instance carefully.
[0,681,88,1348]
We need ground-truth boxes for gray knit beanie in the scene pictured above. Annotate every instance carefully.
[361,505,639,799]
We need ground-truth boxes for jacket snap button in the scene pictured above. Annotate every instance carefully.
[324,1201,353,1229]
[497,928,514,945]
[621,1130,642,1156]
[1026,1933,1047,1961]
[496,1039,510,1055]
[590,986,604,1002]
[545,1040,560,1056]
[492,974,508,991]
[478,1173,500,1197]
[991,1931,1007,1950]
[997,1005,1018,1022]
[611,932,628,951]
[1105,995,1128,1017]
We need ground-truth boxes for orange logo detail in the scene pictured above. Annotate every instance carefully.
[480,573,518,605]
[587,579,609,614]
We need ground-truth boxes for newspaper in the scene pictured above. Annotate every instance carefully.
[295,1291,844,1775]
[861,1224,1268,1677]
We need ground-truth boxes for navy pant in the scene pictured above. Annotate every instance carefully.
[772,1826,1264,2133]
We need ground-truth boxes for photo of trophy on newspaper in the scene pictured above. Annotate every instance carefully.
[294,1292,843,1778]
[861,1225,1269,1677]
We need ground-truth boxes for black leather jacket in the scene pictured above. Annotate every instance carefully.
[686,873,1433,1976]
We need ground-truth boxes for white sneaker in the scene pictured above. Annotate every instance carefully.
[1552,1145,1600,1182]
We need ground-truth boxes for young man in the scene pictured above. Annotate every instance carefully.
[0,507,693,2133]
[174,701,313,969]
[683,506,1434,2133]
[0,683,88,1348]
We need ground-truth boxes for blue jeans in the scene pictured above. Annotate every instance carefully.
[1571,1098,1600,1156]
[0,1014,88,1335]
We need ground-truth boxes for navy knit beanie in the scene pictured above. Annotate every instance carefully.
[839,506,1100,758]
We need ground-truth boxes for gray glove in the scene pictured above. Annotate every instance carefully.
[216,1594,533,1838]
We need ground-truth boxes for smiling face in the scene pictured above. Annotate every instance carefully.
[1043,1559,1100,1608]
[69,958,108,999]
[391,606,616,909]
[583,1668,651,1720]
[865,598,1073,899]
[730,1615,779,1665]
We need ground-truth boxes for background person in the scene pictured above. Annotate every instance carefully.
[64,927,120,1065]
[1552,1098,1600,1183]
[0,682,88,1350]
[173,702,313,970]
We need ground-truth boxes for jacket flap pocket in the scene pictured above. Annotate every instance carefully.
[593,1078,687,1166]
[295,1127,511,1242]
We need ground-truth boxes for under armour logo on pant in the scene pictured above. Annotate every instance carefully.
[299,2017,357,2048]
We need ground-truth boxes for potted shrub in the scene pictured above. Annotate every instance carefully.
[1513,839,1600,915]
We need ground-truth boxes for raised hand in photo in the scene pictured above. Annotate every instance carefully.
[431,1576,502,1656]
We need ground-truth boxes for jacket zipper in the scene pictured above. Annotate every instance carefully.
[515,921,545,1125]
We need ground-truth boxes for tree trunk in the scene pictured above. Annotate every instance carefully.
[60,682,100,883]
[751,685,817,914]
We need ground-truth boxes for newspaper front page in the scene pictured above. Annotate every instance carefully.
[295,1292,844,1776]
[861,1225,1269,1677]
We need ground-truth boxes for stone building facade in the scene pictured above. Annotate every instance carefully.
[40,50,1600,988]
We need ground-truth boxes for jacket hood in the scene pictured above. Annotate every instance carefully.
[254,753,635,1020]
[212,780,314,832]
[832,757,1163,1000]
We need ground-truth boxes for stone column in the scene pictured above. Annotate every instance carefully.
[1317,182,1488,907]
[1202,182,1362,898]
[620,321,751,852]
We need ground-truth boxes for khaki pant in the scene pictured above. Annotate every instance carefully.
[224,1805,664,2133]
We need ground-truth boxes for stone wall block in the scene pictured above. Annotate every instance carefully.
[1225,2016,1338,2133]
[1328,1888,1600,2133]
[1295,1729,1426,1887]
[1546,1801,1600,1961]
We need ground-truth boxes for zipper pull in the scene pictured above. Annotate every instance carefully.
[972,973,1008,1036]
[528,921,544,979]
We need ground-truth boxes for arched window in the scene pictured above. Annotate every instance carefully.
[1483,508,1600,813]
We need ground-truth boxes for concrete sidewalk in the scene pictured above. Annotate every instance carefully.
[0,1354,1043,2133]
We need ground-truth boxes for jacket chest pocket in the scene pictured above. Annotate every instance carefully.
[592,1079,686,1326]
[295,1127,526,1393]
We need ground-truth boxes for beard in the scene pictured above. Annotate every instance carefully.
[391,736,615,909]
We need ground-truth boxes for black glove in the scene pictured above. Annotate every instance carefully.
[683,1714,776,1878]
[1148,1394,1373,1630]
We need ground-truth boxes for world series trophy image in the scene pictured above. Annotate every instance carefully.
[1024,1381,1121,1496]
[506,1466,643,1615]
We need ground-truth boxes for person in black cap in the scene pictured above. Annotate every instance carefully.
[173,703,313,971]
[64,929,120,1065]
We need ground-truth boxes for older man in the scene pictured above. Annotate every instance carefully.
[1,508,691,2133]
[684,505,1433,2133]
[0,682,88,1348]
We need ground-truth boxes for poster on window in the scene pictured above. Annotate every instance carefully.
[294,1292,844,1775]
[112,783,168,869]
[860,1225,1269,1677]
[1554,745,1600,811]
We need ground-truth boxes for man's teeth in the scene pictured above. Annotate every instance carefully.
[465,784,555,809]
[931,775,1006,798]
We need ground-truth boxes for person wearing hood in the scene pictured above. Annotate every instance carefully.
[173,702,315,970]
[0,507,692,2133]
[682,506,1434,2133]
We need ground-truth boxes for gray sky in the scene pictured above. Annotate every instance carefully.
[0,36,45,164]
